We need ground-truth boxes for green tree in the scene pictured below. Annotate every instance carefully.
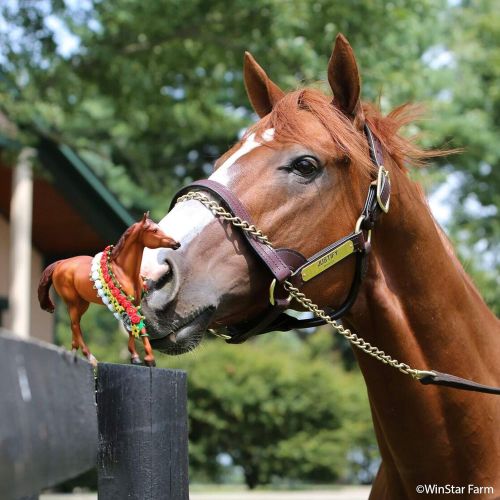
[429,0,500,312]
[161,334,377,488]
[3,2,496,313]
[1,0,449,213]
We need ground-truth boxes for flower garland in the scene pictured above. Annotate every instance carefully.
[89,245,147,338]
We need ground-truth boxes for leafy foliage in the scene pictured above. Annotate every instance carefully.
[0,0,449,209]
[2,0,496,311]
[160,332,377,488]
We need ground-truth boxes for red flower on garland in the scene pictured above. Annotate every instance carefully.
[94,244,147,338]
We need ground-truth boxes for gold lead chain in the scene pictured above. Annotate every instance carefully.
[177,192,271,245]
[177,192,433,381]
[282,281,421,378]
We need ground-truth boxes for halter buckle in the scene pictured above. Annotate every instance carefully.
[376,165,390,213]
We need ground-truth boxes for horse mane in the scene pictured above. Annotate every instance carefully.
[248,88,448,175]
[111,223,137,259]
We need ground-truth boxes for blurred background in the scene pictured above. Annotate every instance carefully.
[0,0,498,494]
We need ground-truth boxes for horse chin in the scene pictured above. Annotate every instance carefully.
[144,303,216,355]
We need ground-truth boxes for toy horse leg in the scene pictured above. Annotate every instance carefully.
[68,301,97,367]
[141,335,156,367]
[128,333,142,365]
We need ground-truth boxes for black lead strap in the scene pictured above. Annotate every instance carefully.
[419,371,500,395]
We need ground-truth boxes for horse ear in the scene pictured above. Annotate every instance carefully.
[141,211,149,223]
[244,52,285,118]
[328,34,363,120]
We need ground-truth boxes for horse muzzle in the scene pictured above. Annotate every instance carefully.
[141,251,218,354]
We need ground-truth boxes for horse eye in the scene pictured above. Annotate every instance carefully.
[291,156,319,177]
[153,228,158,233]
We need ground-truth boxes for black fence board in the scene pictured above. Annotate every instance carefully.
[96,363,189,500]
[0,332,97,500]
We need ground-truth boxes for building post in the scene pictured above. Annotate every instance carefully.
[9,148,35,338]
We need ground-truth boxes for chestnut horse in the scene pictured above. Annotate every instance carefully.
[38,213,179,366]
[141,35,500,498]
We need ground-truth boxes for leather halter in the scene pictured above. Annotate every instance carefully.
[171,124,390,343]
[170,124,500,396]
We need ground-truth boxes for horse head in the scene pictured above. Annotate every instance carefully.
[141,34,394,354]
[140,33,500,494]
[138,212,180,250]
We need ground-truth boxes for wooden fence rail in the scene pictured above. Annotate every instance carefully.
[0,331,189,500]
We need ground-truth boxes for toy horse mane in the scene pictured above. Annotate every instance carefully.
[110,224,136,259]
[111,214,151,259]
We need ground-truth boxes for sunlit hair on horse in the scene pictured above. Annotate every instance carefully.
[140,33,500,499]
[248,88,443,174]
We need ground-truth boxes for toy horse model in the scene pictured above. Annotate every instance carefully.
[38,212,179,366]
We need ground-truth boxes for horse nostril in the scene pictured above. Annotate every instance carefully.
[173,242,181,250]
[145,255,180,310]
[153,255,178,291]
[144,278,155,290]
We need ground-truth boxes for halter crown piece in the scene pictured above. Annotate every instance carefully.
[171,124,500,396]
[90,245,148,338]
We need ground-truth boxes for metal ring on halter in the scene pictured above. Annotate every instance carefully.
[355,215,372,244]
[269,278,293,307]
[208,328,232,340]
[412,370,437,380]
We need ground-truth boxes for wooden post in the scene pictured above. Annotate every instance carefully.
[96,363,189,500]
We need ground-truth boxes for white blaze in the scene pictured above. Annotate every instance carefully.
[141,129,274,278]
[158,200,214,246]
[141,200,214,278]
[211,132,259,186]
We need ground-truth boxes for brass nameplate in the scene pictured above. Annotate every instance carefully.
[301,240,355,282]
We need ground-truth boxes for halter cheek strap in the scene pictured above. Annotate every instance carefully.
[231,125,390,343]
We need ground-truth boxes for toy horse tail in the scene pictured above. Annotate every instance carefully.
[38,261,60,313]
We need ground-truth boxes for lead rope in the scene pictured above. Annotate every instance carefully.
[281,281,427,378]
[177,191,434,381]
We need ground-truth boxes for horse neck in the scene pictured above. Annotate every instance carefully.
[112,230,143,286]
[345,167,500,492]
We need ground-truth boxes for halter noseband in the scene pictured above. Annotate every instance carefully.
[171,124,389,343]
